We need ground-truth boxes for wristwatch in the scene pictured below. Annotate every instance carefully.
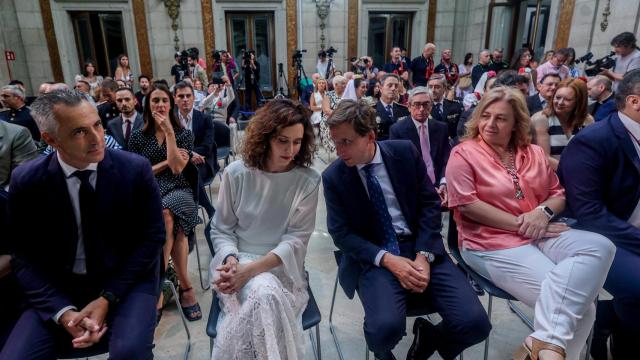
[536,205,555,220]
[417,251,436,263]
[100,290,120,306]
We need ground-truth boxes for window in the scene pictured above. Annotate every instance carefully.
[368,13,413,68]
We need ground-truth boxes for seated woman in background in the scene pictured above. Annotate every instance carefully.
[446,86,615,360]
[531,78,593,171]
[128,83,201,322]
[74,60,103,98]
[209,99,320,360]
[309,77,327,128]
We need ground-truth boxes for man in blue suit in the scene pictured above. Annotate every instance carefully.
[323,100,490,360]
[106,87,144,150]
[174,81,216,217]
[587,75,617,122]
[389,86,450,204]
[1,89,165,359]
[558,69,640,359]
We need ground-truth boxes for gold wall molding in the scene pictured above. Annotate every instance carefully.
[348,0,358,61]
[201,0,215,68]
[132,0,153,77]
[427,0,437,44]
[554,0,575,49]
[286,0,298,94]
[39,0,63,82]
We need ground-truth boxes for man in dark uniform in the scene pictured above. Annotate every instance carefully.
[96,79,120,128]
[0,85,40,141]
[375,74,410,140]
[427,74,463,140]
[409,43,436,87]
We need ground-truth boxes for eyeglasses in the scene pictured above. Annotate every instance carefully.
[411,102,432,108]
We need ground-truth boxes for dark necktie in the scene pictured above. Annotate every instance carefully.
[73,170,97,273]
[385,104,394,119]
[363,164,400,255]
[124,119,132,144]
[434,103,443,119]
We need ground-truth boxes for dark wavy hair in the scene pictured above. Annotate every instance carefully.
[510,48,533,70]
[142,83,183,134]
[241,99,315,169]
[82,61,98,77]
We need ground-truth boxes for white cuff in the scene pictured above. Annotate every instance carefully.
[53,306,77,324]
[374,250,388,267]
[439,177,447,186]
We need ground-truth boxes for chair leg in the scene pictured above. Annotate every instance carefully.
[316,324,322,360]
[484,294,493,360]
[308,325,322,360]
[508,300,534,331]
[584,295,599,360]
[165,280,192,360]
[365,346,370,360]
[194,234,210,291]
[328,272,345,360]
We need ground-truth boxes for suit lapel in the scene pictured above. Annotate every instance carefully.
[46,155,79,267]
[427,119,440,160]
[611,114,640,174]
[110,118,125,145]
[402,118,421,155]
[133,113,144,131]
[376,101,392,123]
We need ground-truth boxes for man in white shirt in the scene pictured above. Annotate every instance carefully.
[601,32,640,91]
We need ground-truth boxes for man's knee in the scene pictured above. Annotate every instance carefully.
[109,335,153,360]
[445,305,491,345]
[364,314,405,353]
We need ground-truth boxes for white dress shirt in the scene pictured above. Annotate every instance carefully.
[178,108,194,131]
[53,153,98,323]
[356,143,411,266]
[617,111,640,227]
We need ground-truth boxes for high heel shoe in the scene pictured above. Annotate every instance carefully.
[530,338,565,360]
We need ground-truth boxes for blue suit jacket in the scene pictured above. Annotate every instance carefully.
[7,149,165,321]
[322,140,445,298]
[558,112,640,256]
[106,112,143,150]
[176,109,216,181]
[593,96,617,122]
[389,116,451,182]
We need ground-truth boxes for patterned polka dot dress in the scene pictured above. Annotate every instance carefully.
[129,126,199,236]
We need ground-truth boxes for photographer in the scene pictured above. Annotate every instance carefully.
[352,56,378,80]
[241,50,263,110]
[171,51,189,85]
[188,53,208,88]
[317,50,335,80]
[600,32,640,87]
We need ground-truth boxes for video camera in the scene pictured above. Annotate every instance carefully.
[578,51,616,77]
[241,49,254,63]
[178,49,192,67]
[292,49,307,66]
[325,46,337,58]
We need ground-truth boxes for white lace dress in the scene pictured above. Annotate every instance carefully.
[209,160,320,360]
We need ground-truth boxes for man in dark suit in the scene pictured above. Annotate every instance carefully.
[526,73,561,116]
[0,84,40,141]
[1,89,165,359]
[375,74,410,140]
[389,86,450,204]
[587,75,617,122]
[323,100,490,360]
[107,87,143,150]
[96,79,120,127]
[174,81,216,217]
[558,70,640,359]
[427,74,463,140]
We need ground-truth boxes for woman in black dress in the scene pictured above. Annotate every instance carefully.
[128,83,202,321]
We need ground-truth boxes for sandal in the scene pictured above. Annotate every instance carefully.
[530,338,565,360]
[179,287,202,321]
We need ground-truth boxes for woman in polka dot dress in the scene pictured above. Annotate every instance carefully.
[129,83,202,322]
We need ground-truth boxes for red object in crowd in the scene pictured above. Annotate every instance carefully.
[216,101,223,108]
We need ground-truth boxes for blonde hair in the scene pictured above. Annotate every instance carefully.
[463,86,531,148]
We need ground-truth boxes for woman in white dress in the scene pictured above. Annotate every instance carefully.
[209,99,320,360]
[309,78,327,126]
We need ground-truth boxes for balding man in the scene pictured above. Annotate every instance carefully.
[0,85,40,141]
[471,49,492,88]
[588,75,616,121]
[409,43,436,87]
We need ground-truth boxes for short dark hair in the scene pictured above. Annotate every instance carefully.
[75,80,90,88]
[555,48,572,58]
[493,70,529,87]
[611,32,637,49]
[539,72,562,85]
[616,69,640,110]
[101,78,118,92]
[327,99,377,137]
[138,74,150,82]
[152,79,169,87]
[173,81,194,95]
[115,87,135,97]
[464,52,473,66]
[380,73,400,86]
[142,83,182,134]
[9,80,24,86]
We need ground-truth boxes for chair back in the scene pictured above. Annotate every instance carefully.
[446,213,463,263]
[182,162,200,205]
[213,120,231,149]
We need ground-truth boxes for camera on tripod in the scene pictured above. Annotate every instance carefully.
[325,46,337,58]
[292,49,307,66]
[578,51,616,76]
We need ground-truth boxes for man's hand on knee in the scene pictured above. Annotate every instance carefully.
[63,297,110,348]
[381,253,429,292]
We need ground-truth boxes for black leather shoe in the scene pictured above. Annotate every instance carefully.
[406,317,437,360]
[374,351,397,360]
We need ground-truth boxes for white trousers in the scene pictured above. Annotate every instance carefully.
[461,229,615,360]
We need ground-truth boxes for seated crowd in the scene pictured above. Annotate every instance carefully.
[1,31,640,360]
